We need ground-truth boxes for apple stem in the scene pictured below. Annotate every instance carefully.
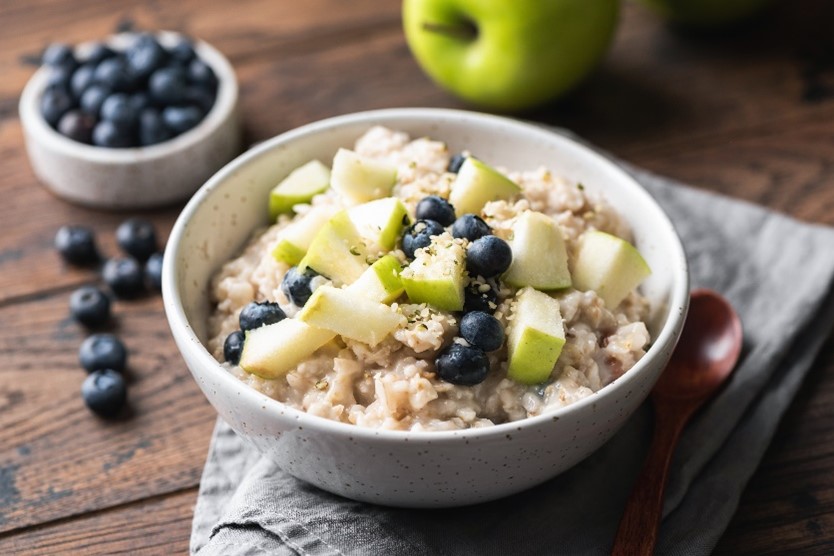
[422,21,478,41]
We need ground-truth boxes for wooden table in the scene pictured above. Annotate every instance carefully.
[1,1,833,553]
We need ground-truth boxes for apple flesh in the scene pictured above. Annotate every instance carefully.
[272,205,339,266]
[401,235,466,311]
[402,0,619,111]
[507,287,566,385]
[330,148,397,205]
[502,210,571,290]
[347,254,405,304]
[348,197,410,251]
[297,285,405,347]
[268,160,331,219]
[635,0,773,27]
[449,157,520,216]
[298,210,369,286]
[239,318,335,379]
[572,230,651,309]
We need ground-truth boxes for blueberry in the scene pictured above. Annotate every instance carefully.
[463,279,499,314]
[415,196,456,227]
[187,58,217,88]
[116,218,159,261]
[42,43,76,69]
[83,42,116,65]
[81,369,127,418]
[281,266,319,306]
[223,330,245,365]
[70,63,96,98]
[402,219,445,259]
[92,120,134,148]
[183,86,216,113]
[79,333,127,373]
[138,108,173,146]
[129,92,151,113]
[93,57,134,92]
[466,235,512,278]
[57,110,95,144]
[100,93,138,128]
[162,105,203,134]
[239,301,286,331]
[168,38,196,65]
[447,153,467,173]
[102,257,145,298]
[435,342,490,385]
[451,214,491,241]
[459,311,504,352]
[80,84,111,116]
[149,66,187,104]
[69,286,111,327]
[40,85,75,127]
[125,34,167,79]
[55,225,99,265]
[144,252,164,290]
[46,65,73,89]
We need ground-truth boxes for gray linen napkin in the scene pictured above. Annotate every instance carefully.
[190,141,834,556]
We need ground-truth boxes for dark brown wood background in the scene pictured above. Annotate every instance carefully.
[1,0,833,553]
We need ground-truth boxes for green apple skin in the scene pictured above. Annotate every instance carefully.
[400,235,467,311]
[272,205,339,266]
[268,160,331,219]
[298,210,369,286]
[402,0,619,112]
[449,158,520,216]
[348,197,410,251]
[507,287,566,385]
[572,230,651,309]
[635,0,772,27]
[347,254,405,304]
[239,319,335,379]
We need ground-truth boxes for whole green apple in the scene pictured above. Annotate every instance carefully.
[402,0,619,112]
[635,0,773,27]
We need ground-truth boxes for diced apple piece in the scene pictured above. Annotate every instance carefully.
[400,234,466,311]
[239,318,335,379]
[297,286,405,346]
[330,148,397,205]
[347,254,405,304]
[271,205,339,265]
[502,211,571,290]
[268,160,331,219]
[348,197,410,251]
[449,157,521,215]
[507,287,566,385]
[298,210,369,286]
[572,230,651,309]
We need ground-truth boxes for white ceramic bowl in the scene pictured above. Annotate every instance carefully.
[19,31,242,210]
[163,108,689,508]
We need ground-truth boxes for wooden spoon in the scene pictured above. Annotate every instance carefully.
[611,288,743,556]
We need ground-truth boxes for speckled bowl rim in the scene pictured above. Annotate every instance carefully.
[163,107,690,443]
[18,30,238,165]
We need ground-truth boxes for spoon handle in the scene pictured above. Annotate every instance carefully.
[610,399,693,556]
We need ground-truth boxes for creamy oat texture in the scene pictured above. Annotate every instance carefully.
[208,127,651,431]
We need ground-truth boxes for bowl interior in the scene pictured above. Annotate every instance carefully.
[167,108,687,420]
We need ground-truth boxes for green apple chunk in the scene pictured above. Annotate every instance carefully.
[268,160,331,219]
[572,230,651,309]
[507,287,566,385]
[239,318,335,379]
[348,197,410,251]
[330,148,397,205]
[347,254,405,304]
[503,211,571,290]
[297,285,405,347]
[298,210,369,286]
[272,205,339,265]
[400,235,466,311]
[449,158,520,216]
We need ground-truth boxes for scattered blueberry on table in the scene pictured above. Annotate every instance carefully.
[79,333,128,373]
[116,217,158,261]
[103,257,145,298]
[54,225,100,265]
[144,252,164,291]
[69,286,111,327]
[38,32,218,148]
[81,369,127,418]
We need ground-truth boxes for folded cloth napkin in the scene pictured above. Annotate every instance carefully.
[190,134,834,556]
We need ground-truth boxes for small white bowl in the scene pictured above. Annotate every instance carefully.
[163,108,689,508]
[19,31,242,210]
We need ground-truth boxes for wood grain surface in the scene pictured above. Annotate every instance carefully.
[1,0,833,553]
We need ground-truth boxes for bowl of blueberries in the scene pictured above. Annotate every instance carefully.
[19,30,242,209]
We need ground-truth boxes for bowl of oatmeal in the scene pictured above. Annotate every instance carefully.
[163,108,689,507]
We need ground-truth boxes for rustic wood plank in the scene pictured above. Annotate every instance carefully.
[0,488,197,555]
[0,290,215,533]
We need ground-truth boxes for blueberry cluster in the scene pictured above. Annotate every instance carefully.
[402,158,512,386]
[55,218,165,418]
[223,266,321,365]
[38,33,217,148]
